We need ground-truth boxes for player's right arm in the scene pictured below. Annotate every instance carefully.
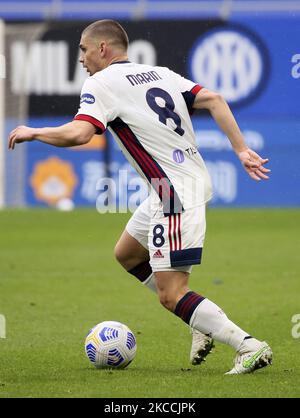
[8,120,96,150]
[9,76,110,151]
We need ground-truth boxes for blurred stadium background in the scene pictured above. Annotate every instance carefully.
[1,1,300,399]
[0,0,299,210]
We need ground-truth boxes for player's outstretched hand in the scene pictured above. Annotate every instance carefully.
[8,125,35,150]
[238,148,270,181]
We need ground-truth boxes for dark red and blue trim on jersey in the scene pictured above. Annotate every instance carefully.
[182,84,202,115]
[108,117,183,216]
[74,114,106,135]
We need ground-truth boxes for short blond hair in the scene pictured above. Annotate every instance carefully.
[83,19,129,51]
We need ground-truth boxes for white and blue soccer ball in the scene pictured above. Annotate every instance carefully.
[84,321,137,369]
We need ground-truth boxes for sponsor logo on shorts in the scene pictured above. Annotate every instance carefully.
[153,249,164,258]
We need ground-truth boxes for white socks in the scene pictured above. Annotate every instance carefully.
[143,273,157,293]
[142,276,253,352]
[190,298,249,351]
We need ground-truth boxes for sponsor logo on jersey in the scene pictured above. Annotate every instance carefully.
[185,147,198,157]
[173,149,185,163]
[80,93,95,104]
[188,25,269,107]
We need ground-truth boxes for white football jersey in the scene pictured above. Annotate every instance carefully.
[75,61,212,215]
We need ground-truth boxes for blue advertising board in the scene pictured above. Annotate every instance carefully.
[24,117,108,207]
[24,116,300,209]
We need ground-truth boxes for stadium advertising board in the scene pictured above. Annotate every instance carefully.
[6,19,299,207]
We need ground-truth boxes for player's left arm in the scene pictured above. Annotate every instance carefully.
[8,120,96,150]
[193,88,270,181]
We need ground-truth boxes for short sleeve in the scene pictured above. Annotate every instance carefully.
[170,70,203,114]
[74,77,110,134]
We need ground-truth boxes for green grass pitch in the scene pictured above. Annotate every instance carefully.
[0,208,299,398]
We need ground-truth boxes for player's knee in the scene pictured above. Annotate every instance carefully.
[114,243,137,271]
[114,243,128,265]
[158,291,177,312]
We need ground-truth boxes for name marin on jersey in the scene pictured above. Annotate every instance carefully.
[126,70,162,86]
[80,70,162,105]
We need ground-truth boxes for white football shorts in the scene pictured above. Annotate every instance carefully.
[126,197,206,273]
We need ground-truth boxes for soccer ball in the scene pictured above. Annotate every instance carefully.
[84,321,137,369]
[56,198,75,211]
